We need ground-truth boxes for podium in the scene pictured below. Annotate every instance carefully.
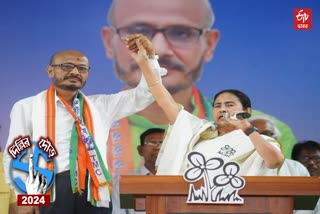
[119,175,320,214]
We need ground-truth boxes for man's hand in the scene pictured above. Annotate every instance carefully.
[122,34,156,56]
[122,33,167,89]
[25,154,47,194]
[122,35,150,66]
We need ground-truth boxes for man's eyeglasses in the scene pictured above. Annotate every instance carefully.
[51,63,90,73]
[144,141,163,147]
[299,156,320,163]
[115,24,206,47]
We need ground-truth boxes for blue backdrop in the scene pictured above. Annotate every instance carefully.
[0,0,319,150]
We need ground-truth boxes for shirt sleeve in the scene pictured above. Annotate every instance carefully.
[89,85,154,123]
[3,97,33,188]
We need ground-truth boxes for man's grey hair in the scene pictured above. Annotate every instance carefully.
[249,115,281,139]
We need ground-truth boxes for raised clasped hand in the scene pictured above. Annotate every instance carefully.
[122,34,155,60]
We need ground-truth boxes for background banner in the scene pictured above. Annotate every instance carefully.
[0,0,319,149]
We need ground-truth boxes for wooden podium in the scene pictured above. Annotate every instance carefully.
[119,175,320,214]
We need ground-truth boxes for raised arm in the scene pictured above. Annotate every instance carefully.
[123,34,180,124]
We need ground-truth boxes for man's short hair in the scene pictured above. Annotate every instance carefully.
[291,140,320,160]
[140,128,165,146]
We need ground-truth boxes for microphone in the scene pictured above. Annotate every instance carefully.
[230,112,251,120]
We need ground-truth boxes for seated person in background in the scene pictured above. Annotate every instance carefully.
[249,116,309,176]
[249,116,281,139]
[291,141,320,214]
[292,140,320,177]
[135,128,165,175]
[112,128,165,214]
[123,34,285,176]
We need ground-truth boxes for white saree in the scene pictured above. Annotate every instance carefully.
[156,109,281,176]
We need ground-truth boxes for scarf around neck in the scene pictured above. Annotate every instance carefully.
[45,84,112,207]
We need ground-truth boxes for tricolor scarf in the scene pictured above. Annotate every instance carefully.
[45,84,112,207]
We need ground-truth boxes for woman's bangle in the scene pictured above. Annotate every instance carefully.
[148,54,159,59]
[148,79,160,87]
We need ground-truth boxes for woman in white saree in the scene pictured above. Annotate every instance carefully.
[124,34,285,176]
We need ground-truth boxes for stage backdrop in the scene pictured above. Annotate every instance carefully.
[0,0,319,150]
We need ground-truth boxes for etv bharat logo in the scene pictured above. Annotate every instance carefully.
[294,8,312,30]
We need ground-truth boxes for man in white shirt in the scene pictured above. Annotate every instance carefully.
[112,128,165,214]
[292,140,320,213]
[3,37,159,214]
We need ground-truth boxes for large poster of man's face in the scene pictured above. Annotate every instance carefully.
[0,0,319,151]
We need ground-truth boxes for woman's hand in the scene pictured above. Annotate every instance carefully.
[122,34,180,125]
